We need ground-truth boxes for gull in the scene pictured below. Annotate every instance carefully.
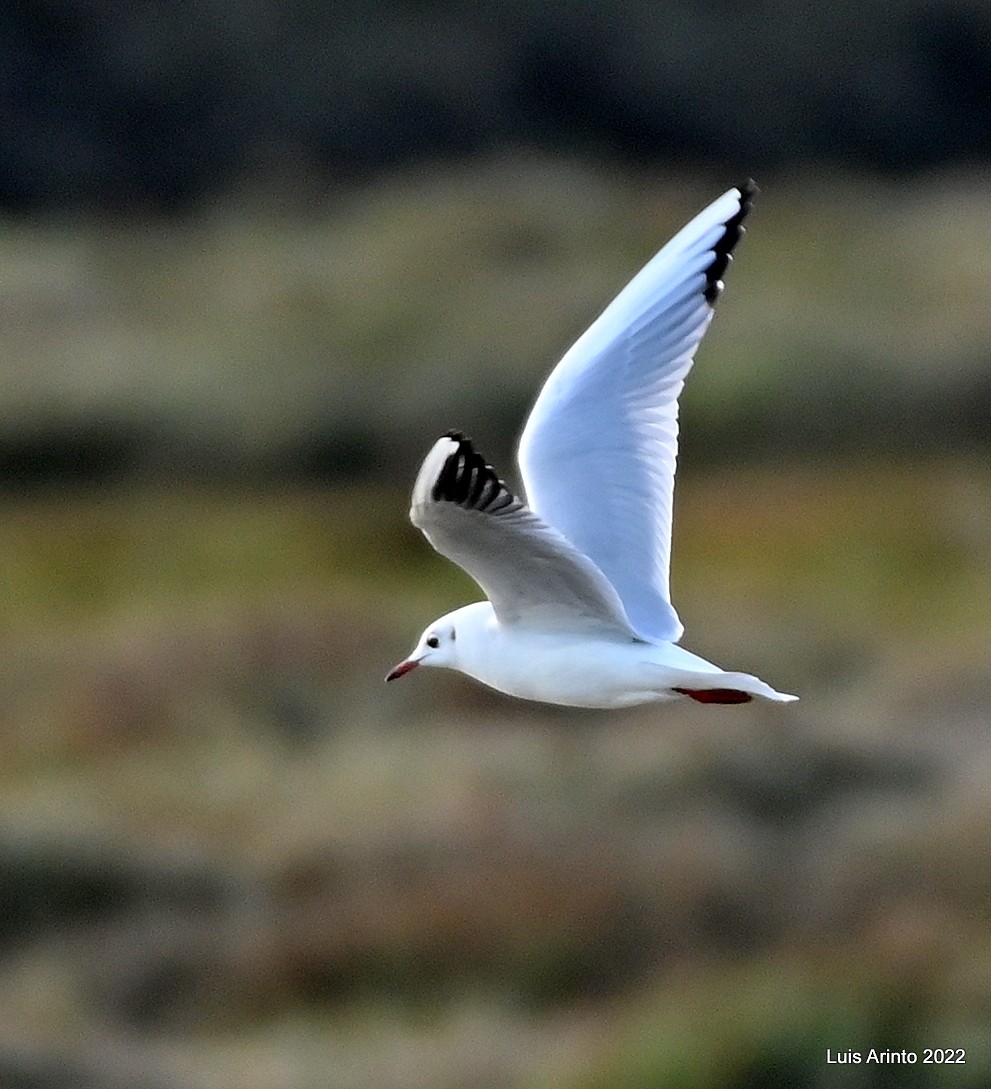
[387,181,797,708]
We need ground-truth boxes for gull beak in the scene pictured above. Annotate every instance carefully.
[385,658,419,682]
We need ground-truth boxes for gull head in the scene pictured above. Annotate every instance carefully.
[385,614,460,682]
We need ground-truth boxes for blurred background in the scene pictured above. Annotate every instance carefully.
[2,2,991,1086]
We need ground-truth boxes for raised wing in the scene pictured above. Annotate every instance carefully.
[517,182,756,644]
[410,433,637,636]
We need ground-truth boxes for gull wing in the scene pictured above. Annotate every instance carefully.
[517,182,755,644]
[410,434,637,636]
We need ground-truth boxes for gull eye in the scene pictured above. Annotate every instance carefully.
[426,635,440,649]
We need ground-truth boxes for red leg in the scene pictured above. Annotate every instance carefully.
[673,687,753,705]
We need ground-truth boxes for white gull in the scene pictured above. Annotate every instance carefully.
[387,181,797,708]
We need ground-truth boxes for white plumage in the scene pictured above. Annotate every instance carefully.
[387,182,797,708]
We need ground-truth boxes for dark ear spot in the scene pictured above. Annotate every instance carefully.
[450,628,456,642]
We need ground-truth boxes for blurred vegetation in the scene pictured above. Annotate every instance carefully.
[1,9,991,1075]
[1,160,989,488]
[1,451,990,1086]
[0,170,990,1085]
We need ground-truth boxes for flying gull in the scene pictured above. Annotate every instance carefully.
[387,182,797,708]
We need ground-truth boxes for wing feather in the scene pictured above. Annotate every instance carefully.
[518,182,756,644]
[411,434,636,636]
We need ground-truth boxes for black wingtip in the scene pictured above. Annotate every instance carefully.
[431,433,517,514]
[703,180,757,305]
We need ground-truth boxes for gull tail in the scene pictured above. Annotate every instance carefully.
[668,669,799,705]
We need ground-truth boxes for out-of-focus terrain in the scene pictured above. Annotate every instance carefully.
[1,161,990,1088]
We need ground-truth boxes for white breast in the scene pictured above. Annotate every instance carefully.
[456,613,721,709]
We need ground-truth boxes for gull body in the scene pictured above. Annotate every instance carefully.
[388,182,797,708]
[397,601,785,709]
